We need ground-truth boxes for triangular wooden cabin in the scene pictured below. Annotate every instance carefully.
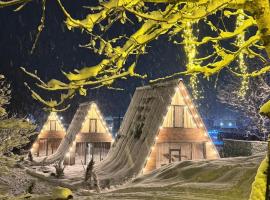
[65,102,113,165]
[31,112,66,157]
[95,79,219,183]
[142,80,219,173]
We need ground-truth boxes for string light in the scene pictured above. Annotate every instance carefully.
[236,10,249,97]
[182,21,202,100]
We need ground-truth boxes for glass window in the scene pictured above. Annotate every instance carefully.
[173,105,184,127]
[50,120,56,131]
[89,119,97,133]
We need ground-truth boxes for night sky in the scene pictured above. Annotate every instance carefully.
[0,0,239,128]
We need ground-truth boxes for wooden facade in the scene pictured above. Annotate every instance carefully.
[65,102,113,165]
[142,80,219,173]
[31,112,66,157]
[94,79,219,184]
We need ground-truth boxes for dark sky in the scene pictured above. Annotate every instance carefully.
[0,0,238,128]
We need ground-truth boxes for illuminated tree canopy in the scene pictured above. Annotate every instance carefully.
[1,0,270,111]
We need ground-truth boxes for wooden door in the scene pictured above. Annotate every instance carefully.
[169,149,181,163]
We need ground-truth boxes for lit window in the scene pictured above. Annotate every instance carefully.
[89,119,97,133]
[50,120,56,131]
[173,105,184,127]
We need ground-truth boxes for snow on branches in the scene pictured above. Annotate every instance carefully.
[218,77,270,140]
[2,0,270,110]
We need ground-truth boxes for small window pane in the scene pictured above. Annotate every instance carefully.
[50,120,56,131]
[89,119,97,133]
[174,105,184,127]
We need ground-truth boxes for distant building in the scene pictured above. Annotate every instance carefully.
[66,102,113,165]
[32,102,113,165]
[105,116,124,136]
[31,112,66,157]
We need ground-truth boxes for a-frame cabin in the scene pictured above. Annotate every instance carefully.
[65,102,113,165]
[95,79,219,184]
[31,112,66,157]
[143,80,219,173]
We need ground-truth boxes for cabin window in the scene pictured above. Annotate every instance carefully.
[50,120,57,131]
[173,105,184,127]
[89,119,97,133]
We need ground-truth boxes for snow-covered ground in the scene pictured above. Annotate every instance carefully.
[78,153,265,200]
[0,153,265,199]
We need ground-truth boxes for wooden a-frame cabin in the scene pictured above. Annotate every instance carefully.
[95,79,219,183]
[31,112,66,157]
[142,80,220,173]
[64,102,113,165]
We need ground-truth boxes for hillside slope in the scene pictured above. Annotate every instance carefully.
[82,153,265,200]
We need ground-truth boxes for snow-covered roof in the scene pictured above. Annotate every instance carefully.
[95,79,219,185]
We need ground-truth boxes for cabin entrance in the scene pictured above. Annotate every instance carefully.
[37,138,61,157]
[169,149,181,163]
[75,142,93,165]
[75,142,111,165]
[38,139,47,156]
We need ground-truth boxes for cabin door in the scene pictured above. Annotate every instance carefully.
[169,149,181,163]
[84,143,93,165]
[38,139,48,156]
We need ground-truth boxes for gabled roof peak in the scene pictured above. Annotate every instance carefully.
[79,101,96,107]
[136,79,182,91]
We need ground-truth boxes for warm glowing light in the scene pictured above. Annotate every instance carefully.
[183,21,202,100]
[65,152,70,157]
[236,10,249,97]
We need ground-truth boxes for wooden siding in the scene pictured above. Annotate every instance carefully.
[157,128,209,143]
[38,130,65,139]
[76,132,112,143]
[143,147,156,172]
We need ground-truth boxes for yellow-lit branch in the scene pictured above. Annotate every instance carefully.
[4,0,270,110]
